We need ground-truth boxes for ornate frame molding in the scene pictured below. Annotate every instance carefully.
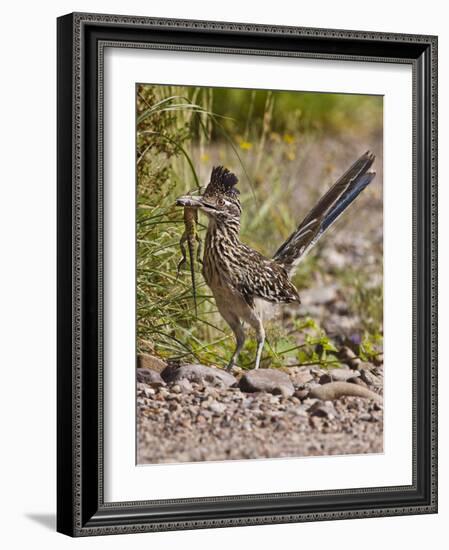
[57,12,437,536]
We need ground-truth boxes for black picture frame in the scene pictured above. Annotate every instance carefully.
[57,12,438,536]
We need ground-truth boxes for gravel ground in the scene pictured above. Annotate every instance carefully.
[137,134,384,465]
[137,361,383,464]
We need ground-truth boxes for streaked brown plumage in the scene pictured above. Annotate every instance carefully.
[176,152,376,370]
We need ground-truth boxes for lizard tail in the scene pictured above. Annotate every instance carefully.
[187,238,198,317]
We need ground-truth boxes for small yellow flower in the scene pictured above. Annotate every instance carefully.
[285,150,296,161]
[283,133,296,144]
[200,153,210,163]
[239,140,253,151]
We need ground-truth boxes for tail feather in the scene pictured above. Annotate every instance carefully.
[321,171,375,232]
[273,151,376,273]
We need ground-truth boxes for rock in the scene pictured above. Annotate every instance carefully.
[287,367,314,387]
[239,369,294,397]
[338,346,357,362]
[371,365,383,377]
[137,353,167,373]
[208,401,226,415]
[166,393,181,401]
[333,368,361,382]
[228,365,244,377]
[177,378,193,393]
[349,376,368,388]
[301,284,337,305]
[203,386,220,398]
[293,389,310,400]
[319,373,333,385]
[309,381,382,402]
[310,367,327,377]
[348,358,362,370]
[319,368,360,384]
[360,368,376,386]
[161,364,237,388]
[293,405,309,417]
[308,400,338,419]
[137,382,156,397]
[302,397,319,407]
[337,347,364,370]
[136,368,166,387]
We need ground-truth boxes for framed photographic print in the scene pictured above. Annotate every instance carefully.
[57,12,438,536]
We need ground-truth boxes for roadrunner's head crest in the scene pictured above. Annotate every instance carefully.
[204,166,240,200]
[183,166,242,221]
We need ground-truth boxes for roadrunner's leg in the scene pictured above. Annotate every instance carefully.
[247,313,265,370]
[217,307,246,370]
[227,321,245,370]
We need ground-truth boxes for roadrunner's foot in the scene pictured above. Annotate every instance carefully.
[226,363,243,376]
[226,361,235,371]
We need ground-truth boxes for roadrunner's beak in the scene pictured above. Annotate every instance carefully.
[176,195,218,213]
[176,196,203,208]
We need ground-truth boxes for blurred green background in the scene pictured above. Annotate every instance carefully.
[200,87,382,136]
[136,84,383,369]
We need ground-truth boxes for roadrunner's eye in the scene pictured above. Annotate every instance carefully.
[217,197,226,207]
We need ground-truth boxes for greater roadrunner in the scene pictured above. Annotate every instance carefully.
[176,151,376,370]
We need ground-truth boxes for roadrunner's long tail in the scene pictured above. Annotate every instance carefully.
[273,151,376,274]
